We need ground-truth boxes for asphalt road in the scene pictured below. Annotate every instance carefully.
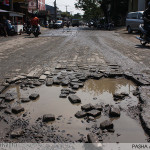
[0,26,150,83]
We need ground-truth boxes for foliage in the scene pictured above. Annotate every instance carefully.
[75,0,129,24]
[61,12,72,18]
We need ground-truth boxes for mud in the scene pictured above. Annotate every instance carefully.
[0,78,148,142]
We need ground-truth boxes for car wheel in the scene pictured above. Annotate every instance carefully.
[127,26,132,34]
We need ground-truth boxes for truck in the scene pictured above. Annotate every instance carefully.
[72,19,80,27]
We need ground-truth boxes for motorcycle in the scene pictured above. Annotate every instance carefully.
[26,25,32,35]
[104,22,114,30]
[32,25,40,37]
[136,24,150,46]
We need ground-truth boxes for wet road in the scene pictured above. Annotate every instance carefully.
[0,26,150,83]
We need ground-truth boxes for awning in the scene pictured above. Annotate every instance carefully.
[0,9,24,17]
[0,9,10,13]
[9,12,24,17]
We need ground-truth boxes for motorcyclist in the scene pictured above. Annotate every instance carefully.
[143,1,150,32]
[31,14,41,33]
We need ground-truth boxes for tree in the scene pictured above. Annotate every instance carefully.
[73,13,82,19]
[75,0,103,21]
[75,0,129,25]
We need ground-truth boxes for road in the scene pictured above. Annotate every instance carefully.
[0,26,150,143]
[0,26,150,83]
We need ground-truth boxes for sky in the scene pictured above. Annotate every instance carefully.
[45,0,84,15]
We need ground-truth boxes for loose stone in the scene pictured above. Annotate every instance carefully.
[0,104,7,109]
[68,95,81,104]
[94,104,103,111]
[21,98,31,103]
[59,94,67,98]
[72,85,79,90]
[33,81,42,86]
[29,94,39,100]
[75,111,87,118]
[100,120,114,130]
[12,106,24,114]
[81,103,94,111]
[10,129,23,138]
[43,114,55,122]
[0,98,3,104]
[46,78,53,86]
[61,80,69,86]
[87,110,101,117]
[39,75,47,81]
[109,107,120,117]
[5,93,15,102]
[44,71,50,75]
[4,109,11,114]
[87,133,101,143]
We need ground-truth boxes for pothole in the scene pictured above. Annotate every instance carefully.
[1,77,148,142]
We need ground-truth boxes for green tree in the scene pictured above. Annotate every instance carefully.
[75,0,129,25]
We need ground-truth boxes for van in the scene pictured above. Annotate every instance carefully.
[72,19,79,27]
[126,11,144,33]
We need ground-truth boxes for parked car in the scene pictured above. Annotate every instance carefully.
[53,20,63,28]
[126,11,144,33]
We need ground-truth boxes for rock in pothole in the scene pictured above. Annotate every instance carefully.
[87,133,101,143]
[21,98,30,103]
[4,109,12,114]
[29,94,39,100]
[5,93,15,102]
[43,114,55,122]
[72,85,80,90]
[75,111,87,118]
[46,78,53,86]
[68,95,81,104]
[113,92,128,101]
[109,107,120,117]
[0,98,3,104]
[93,104,103,111]
[33,81,42,86]
[12,106,24,114]
[39,75,47,81]
[0,104,7,109]
[81,103,94,111]
[10,128,23,138]
[87,110,101,117]
[100,120,114,130]
[120,92,129,96]
[53,78,61,85]
[61,80,70,86]
[59,94,68,98]
[61,89,70,95]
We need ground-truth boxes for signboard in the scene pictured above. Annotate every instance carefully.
[13,0,26,2]
[0,0,9,6]
[28,0,37,13]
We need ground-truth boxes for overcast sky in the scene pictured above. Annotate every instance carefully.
[45,0,84,15]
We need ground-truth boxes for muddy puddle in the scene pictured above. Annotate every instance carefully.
[2,78,148,142]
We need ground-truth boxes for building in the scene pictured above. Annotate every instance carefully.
[128,0,148,12]
[45,4,55,19]
[38,0,45,11]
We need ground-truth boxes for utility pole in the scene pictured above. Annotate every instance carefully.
[65,5,69,12]
[54,0,57,21]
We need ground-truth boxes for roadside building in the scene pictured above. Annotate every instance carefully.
[128,0,147,12]
[45,4,55,20]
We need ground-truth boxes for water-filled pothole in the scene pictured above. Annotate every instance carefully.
[2,78,148,142]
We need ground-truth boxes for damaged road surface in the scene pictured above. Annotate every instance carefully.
[0,27,150,143]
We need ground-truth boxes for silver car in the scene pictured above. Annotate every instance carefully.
[126,11,144,33]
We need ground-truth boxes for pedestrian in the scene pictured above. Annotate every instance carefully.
[0,16,8,37]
